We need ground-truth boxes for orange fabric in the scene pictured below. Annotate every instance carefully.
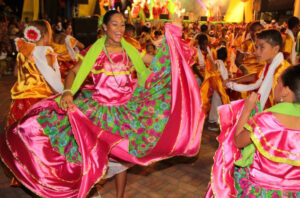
[124,35,142,50]
[16,39,35,58]
[211,47,217,61]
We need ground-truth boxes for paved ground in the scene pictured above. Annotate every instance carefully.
[0,75,219,198]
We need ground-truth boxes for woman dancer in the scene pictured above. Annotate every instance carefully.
[233,65,300,197]
[6,20,63,129]
[0,10,203,198]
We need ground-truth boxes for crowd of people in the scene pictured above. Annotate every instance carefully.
[0,0,300,197]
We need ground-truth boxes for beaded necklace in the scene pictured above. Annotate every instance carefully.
[103,44,130,87]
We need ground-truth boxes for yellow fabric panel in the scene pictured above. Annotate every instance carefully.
[51,37,78,62]
[225,0,244,23]
[22,0,39,21]
[244,0,253,23]
[78,0,97,17]
[294,0,300,18]
[282,34,294,55]
[225,0,253,23]
[51,42,72,62]
[11,52,54,99]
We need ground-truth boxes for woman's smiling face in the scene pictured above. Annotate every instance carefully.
[103,13,125,45]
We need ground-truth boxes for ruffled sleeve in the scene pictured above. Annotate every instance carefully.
[15,38,35,58]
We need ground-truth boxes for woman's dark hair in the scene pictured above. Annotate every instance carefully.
[200,24,208,33]
[281,65,300,103]
[217,47,227,61]
[62,21,71,31]
[196,33,208,46]
[287,16,300,30]
[256,29,282,49]
[103,10,122,25]
[125,23,135,32]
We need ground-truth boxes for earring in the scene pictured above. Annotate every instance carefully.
[280,97,284,103]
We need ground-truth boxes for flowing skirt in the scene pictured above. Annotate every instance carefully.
[234,167,300,197]
[0,25,204,198]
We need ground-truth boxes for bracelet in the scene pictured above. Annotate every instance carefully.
[62,89,73,95]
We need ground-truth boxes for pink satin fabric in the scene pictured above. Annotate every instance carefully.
[85,51,137,106]
[247,112,300,191]
[205,100,300,197]
[0,24,204,198]
[99,23,204,165]
[0,99,122,198]
[205,99,245,198]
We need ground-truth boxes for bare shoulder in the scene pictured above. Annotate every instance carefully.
[272,112,300,130]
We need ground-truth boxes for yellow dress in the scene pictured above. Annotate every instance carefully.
[12,39,54,99]
[7,39,57,128]
[282,33,294,63]
[200,61,230,115]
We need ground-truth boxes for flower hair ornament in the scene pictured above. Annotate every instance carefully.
[24,26,41,43]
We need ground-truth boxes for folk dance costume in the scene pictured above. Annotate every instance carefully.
[208,60,229,123]
[226,52,290,108]
[6,38,63,129]
[234,103,300,197]
[199,47,230,115]
[0,24,204,198]
[51,35,80,79]
[205,52,291,197]
[206,101,300,197]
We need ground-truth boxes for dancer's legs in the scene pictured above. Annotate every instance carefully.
[115,171,127,198]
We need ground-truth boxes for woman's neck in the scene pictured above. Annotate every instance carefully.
[105,39,121,47]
